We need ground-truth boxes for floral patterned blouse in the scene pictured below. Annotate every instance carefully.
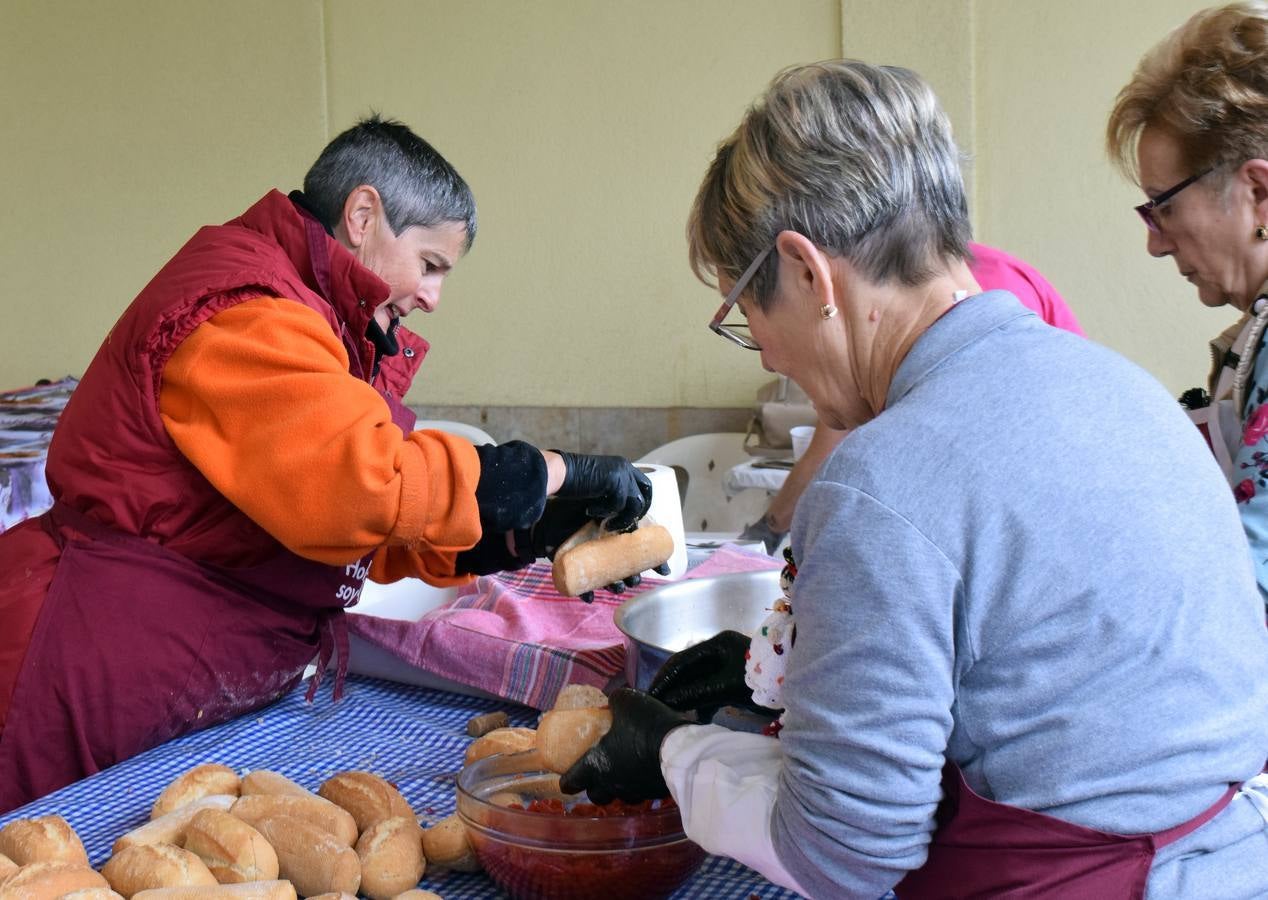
[1231,331,1268,603]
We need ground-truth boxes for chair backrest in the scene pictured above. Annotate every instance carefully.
[636,432,769,533]
[415,419,497,446]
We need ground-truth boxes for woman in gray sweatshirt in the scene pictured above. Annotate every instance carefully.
[562,59,1268,899]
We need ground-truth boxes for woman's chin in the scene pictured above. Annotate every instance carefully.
[1194,282,1234,310]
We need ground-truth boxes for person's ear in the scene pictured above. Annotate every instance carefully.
[774,231,835,310]
[335,185,383,250]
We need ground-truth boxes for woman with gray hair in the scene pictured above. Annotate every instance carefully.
[562,61,1268,898]
[0,115,653,812]
[1108,2,1268,607]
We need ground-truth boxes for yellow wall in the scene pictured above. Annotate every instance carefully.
[0,0,327,388]
[974,0,1219,395]
[0,0,838,407]
[0,0,1230,404]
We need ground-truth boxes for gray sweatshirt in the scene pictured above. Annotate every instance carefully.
[755,293,1268,898]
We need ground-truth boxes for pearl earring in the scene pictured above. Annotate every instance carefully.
[820,304,838,319]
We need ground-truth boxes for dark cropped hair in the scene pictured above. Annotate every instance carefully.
[303,114,477,252]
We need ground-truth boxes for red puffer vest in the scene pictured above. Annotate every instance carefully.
[45,190,427,565]
[0,191,431,811]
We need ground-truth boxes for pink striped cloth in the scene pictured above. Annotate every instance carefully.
[345,544,781,709]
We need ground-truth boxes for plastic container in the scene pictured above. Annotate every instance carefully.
[456,752,705,900]
[789,424,815,460]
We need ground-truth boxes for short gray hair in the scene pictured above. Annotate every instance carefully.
[687,60,971,309]
[304,114,477,252]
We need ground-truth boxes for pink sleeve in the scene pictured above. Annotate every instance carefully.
[967,242,1085,337]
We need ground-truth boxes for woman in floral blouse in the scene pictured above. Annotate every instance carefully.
[1108,2,1268,603]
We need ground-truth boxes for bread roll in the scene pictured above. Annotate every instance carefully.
[537,707,613,773]
[0,813,89,865]
[465,711,509,737]
[229,794,358,848]
[463,727,537,766]
[114,796,237,855]
[130,882,296,900]
[152,765,241,819]
[304,894,358,900]
[552,683,608,710]
[551,524,673,597]
[318,772,416,834]
[60,889,126,899]
[182,809,278,884]
[390,892,443,900]
[238,771,311,799]
[102,843,218,896]
[420,815,479,873]
[0,852,16,881]
[0,861,108,899]
[248,815,360,897]
[355,817,425,900]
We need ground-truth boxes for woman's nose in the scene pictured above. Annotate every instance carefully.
[416,277,442,312]
[1147,226,1173,258]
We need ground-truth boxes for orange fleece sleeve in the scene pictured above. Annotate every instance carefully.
[159,297,481,584]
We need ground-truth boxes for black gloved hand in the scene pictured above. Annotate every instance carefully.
[738,515,788,555]
[648,630,779,722]
[527,499,663,603]
[553,452,653,532]
[559,688,690,804]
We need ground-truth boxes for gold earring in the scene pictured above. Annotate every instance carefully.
[1256,224,1268,241]
[820,304,838,319]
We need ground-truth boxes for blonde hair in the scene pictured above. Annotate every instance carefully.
[1107,2,1268,180]
[686,60,971,310]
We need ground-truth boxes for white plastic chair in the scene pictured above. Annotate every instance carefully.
[415,419,497,446]
[636,432,770,534]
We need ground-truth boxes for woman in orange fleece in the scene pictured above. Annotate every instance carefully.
[0,116,651,812]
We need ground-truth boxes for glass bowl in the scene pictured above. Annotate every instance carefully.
[456,751,706,900]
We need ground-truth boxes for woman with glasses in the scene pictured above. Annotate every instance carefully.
[560,60,1268,899]
[1109,1,1268,606]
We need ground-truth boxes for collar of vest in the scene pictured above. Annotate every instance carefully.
[228,190,389,338]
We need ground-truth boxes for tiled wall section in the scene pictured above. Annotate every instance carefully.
[407,405,752,460]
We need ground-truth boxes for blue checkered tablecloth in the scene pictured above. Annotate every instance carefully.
[0,674,800,899]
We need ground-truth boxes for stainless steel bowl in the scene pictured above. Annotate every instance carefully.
[613,569,781,690]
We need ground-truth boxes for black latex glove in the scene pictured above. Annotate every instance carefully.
[553,452,653,532]
[559,688,690,804]
[528,499,668,603]
[648,630,779,722]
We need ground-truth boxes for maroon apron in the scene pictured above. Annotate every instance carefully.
[0,504,361,808]
[894,764,1238,899]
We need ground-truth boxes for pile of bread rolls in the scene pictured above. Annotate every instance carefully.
[0,683,615,900]
[0,766,452,900]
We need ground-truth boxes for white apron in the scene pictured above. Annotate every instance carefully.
[1190,299,1268,480]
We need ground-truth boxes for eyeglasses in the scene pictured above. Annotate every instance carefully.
[1135,169,1211,233]
[708,245,772,350]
